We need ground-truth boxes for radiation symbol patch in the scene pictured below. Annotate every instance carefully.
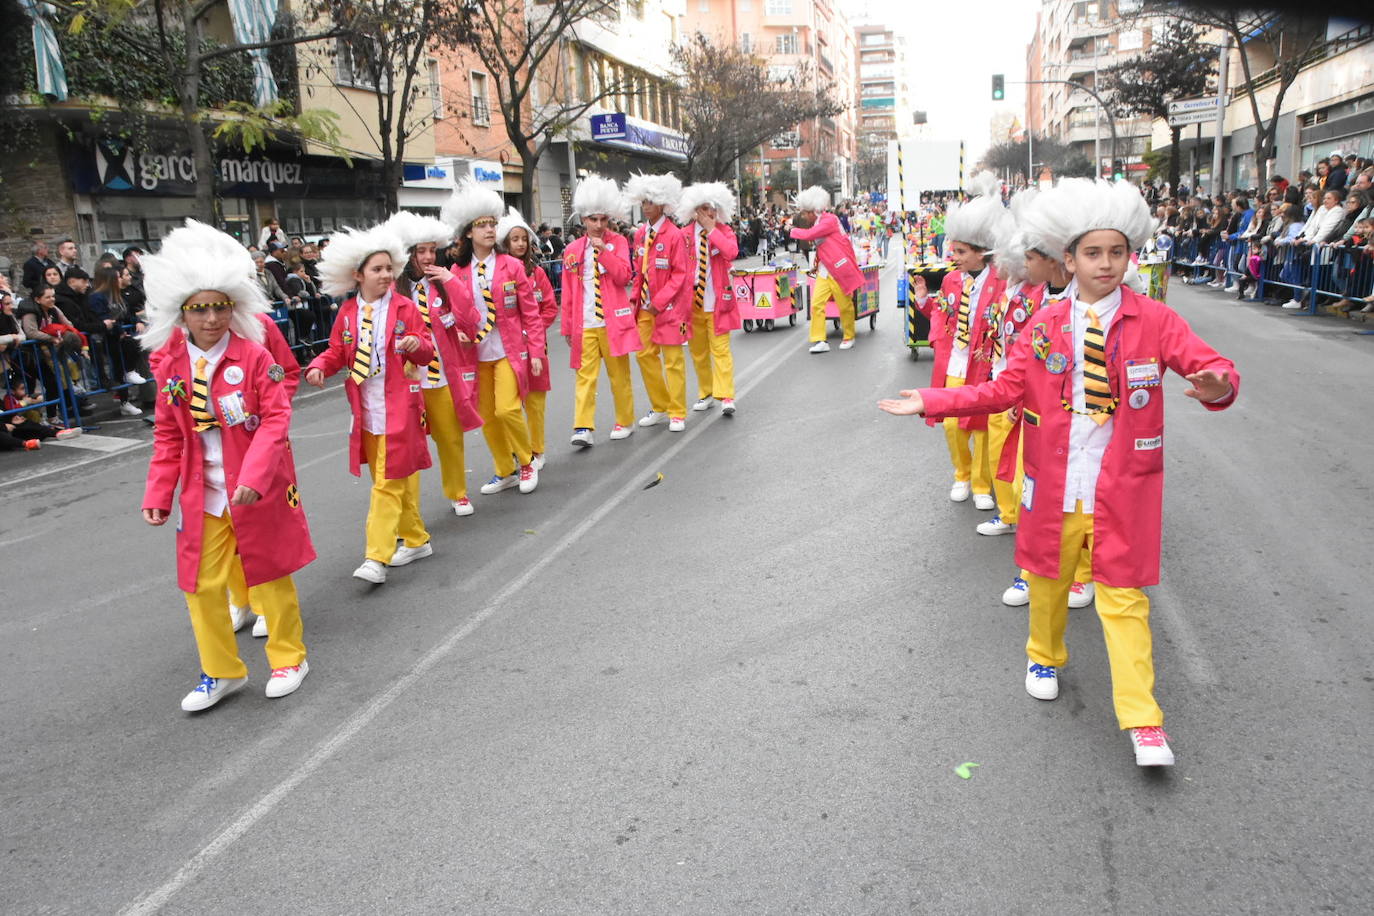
[286,484,300,508]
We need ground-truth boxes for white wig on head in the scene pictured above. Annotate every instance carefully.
[140,219,268,352]
[385,210,452,252]
[495,207,535,251]
[572,174,629,221]
[441,179,505,237]
[1021,178,1153,255]
[623,172,683,217]
[677,182,737,225]
[316,224,409,299]
[795,185,831,212]
[994,228,1030,285]
[944,171,1006,251]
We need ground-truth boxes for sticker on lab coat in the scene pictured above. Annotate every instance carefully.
[244,414,260,432]
[1135,434,1163,450]
[409,383,420,393]
[534,290,543,302]
[1021,475,1035,511]
[462,371,476,382]
[655,243,664,252]
[1128,389,1150,409]
[223,366,243,385]
[655,258,669,270]
[835,258,849,267]
[217,391,248,426]
[1045,352,1069,374]
[614,307,633,317]
[504,295,517,308]
[1125,358,1161,388]
[1013,307,1026,323]
[440,311,455,328]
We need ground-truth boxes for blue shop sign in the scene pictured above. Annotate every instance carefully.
[591,113,628,141]
[589,113,689,162]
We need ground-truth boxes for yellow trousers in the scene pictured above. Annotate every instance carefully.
[1005,421,1092,583]
[525,390,547,456]
[185,512,305,678]
[574,327,635,430]
[810,276,856,343]
[942,375,991,494]
[635,312,687,417]
[688,308,735,400]
[422,384,468,501]
[478,358,532,477]
[1026,507,1162,729]
[987,410,1019,519]
[362,432,427,564]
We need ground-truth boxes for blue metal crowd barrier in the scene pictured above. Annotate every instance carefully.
[2,338,82,428]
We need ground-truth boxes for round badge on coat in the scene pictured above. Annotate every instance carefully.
[1003,321,1014,337]
[223,366,244,385]
[1129,389,1150,409]
[1013,307,1026,322]
[1045,352,1069,374]
[244,414,261,432]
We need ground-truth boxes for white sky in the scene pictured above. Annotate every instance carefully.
[847,0,1041,163]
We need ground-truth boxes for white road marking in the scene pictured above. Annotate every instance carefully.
[46,433,145,452]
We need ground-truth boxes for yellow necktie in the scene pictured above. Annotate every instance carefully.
[349,303,374,385]
[1082,308,1114,424]
[591,246,604,321]
[956,274,974,347]
[475,260,497,342]
[640,227,656,305]
[694,227,709,308]
[413,282,443,385]
[991,295,1009,362]
[189,356,216,431]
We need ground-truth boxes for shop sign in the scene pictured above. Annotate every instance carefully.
[469,160,504,188]
[591,113,628,141]
[589,113,689,161]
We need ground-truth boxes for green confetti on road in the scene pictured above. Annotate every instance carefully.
[954,762,980,779]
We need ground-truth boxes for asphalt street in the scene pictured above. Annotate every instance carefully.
[2,263,1372,915]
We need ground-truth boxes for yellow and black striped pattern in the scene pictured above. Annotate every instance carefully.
[640,227,656,305]
[592,247,605,321]
[693,227,709,309]
[476,260,497,343]
[189,356,216,431]
[286,483,300,508]
[413,282,443,385]
[955,275,974,348]
[1081,308,1114,424]
[349,303,375,385]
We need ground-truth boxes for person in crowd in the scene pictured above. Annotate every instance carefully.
[298,242,323,282]
[249,250,290,308]
[22,241,57,295]
[305,224,436,585]
[54,239,80,277]
[281,258,324,353]
[497,208,559,470]
[140,219,313,712]
[262,242,290,291]
[88,263,148,416]
[16,283,85,424]
[679,182,740,417]
[258,217,288,251]
[791,185,865,354]
[1325,153,1348,192]
[881,178,1240,768]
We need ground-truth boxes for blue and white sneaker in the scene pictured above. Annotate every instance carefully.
[977,514,1016,536]
[479,473,519,495]
[180,672,247,712]
[1025,660,1059,700]
[1001,576,1030,607]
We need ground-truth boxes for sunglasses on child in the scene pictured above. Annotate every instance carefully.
[181,300,235,314]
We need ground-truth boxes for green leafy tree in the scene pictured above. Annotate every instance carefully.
[982,134,1094,180]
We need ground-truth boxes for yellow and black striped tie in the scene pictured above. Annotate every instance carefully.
[640,227,656,305]
[476,260,497,342]
[349,303,374,385]
[1082,308,1113,424]
[991,296,1008,362]
[189,356,216,431]
[592,247,604,321]
[693,227,709,308]
[413,282,443,385]
[955,274,974,347]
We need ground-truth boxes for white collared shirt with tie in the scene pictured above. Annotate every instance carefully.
[186,333,231,517]
[1063,286,1122,513]
[946,266,989,380]
[358,290,390,435]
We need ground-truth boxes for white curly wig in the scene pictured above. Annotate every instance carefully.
[385,210,452,251]
[316,224,409,299]
[944,171,1006,251]
[622,172,684,217]
[572,174,629,221]
[795,185,830,212]
[441,179,505,237]
[677,182,737,225]
[140,219,268,352]
[1021,178,1153,255]
[994,229,1030,285]
[495,207,535,251]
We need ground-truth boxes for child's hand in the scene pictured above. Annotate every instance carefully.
[878,389,926,416]
[143,509,169,526]
[305,368,325,388]
[1184,369,1232,403]
[396,335,421,353]
[910,275,928,299]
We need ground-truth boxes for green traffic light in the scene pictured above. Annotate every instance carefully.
[991,74,1005,101]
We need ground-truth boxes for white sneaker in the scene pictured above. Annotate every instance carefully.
[638,410,669,427]
[972,493,996,511]
[123,370,148,385]
[181,673,248,712]
[480,473,518,494]
[692,397,716,412]
[809,341,830,353]
[609,424,633,440]
[265,660,309,699]
[119,401,143,417]
[668,417,686,432]
[518,463,538,493]
[1068,581,1095,609]
[352,559,387,583]
[570,428,594,447]
[838,338,855,350]
[252,614,268,638]
[1223,285,1239,293]
[389,541,433,567]
[1282,299,1304,309]
[229,603,252,632]
[976,515,1016,536]
[949,481,971,502]
[1129,727,1176,766]
[1025,659,1059,700]
[1001,576,1030,606]
[530,453,545,471]
[452,497,474,516]
[721,399,736,416]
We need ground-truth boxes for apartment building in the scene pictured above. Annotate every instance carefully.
[853,24,910,186]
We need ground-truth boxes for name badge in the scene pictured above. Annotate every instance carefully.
[534,290,543,302]
[1125,358,1162,388]
[440,312,456,328]
[1135,434,1163,451]
[462,371,476,382]
[655,258,669,270]
[1023,408,1040,427]
[409,383,421,393]
[614,307,633,318]
[1021,475,1035,511]
[504,295,517,309]
[217,391,248,427]
[835,257,849,267]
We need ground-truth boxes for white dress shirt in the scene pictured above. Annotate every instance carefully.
[187,334,231,518]
[582,241,605,329]
[1062,286,1122,514]
[946,267,989,380]
[417,278,447,390]
[357,291,390,435]
[472,252,505,362]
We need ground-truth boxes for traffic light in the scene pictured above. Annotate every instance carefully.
[1113,160,1124,180]
[991,74,1005,101]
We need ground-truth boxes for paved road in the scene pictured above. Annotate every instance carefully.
[3,266,1372,914]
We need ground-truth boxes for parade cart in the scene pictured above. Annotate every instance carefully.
[898,262,951,360]
[732,266,802,332]
[806,263,882,332]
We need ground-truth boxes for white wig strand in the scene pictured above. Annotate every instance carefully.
[995,228,1030,285]
[966,169,1002,200]
[440,179,505,237]
[1021,178,1154,255]
[572,174,629,221]
[140,219,268,352]
[385,210,453,252]
[623,172,684,216]
[677,182,737,225]
[945,196,1008,250]
[495,207,535,250]
[316,224,409,299]
[795,185,830,212]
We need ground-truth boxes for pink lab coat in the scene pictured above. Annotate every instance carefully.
[632,220,692,345]
[526,266,557,394]
[789,212,864,294]
[919,268,1007,431]
[444,254,545,400]
[559,232,638,368]
[306,293,435,480]
[918,286,1240,588]
[686,223,741,334]
[993,282,1057,482]
[157,314,300,398]
[144,332,316,592]
[411,276,484,432]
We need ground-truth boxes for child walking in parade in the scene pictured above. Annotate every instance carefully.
[305,225,436,585]
[791,185,865,353]
[496,207,559,469]
[140,220,313,712]
[880,179,1239,766]
[680,182,741,416]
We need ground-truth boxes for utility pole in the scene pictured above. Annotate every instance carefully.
[1210,32,1231,195]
